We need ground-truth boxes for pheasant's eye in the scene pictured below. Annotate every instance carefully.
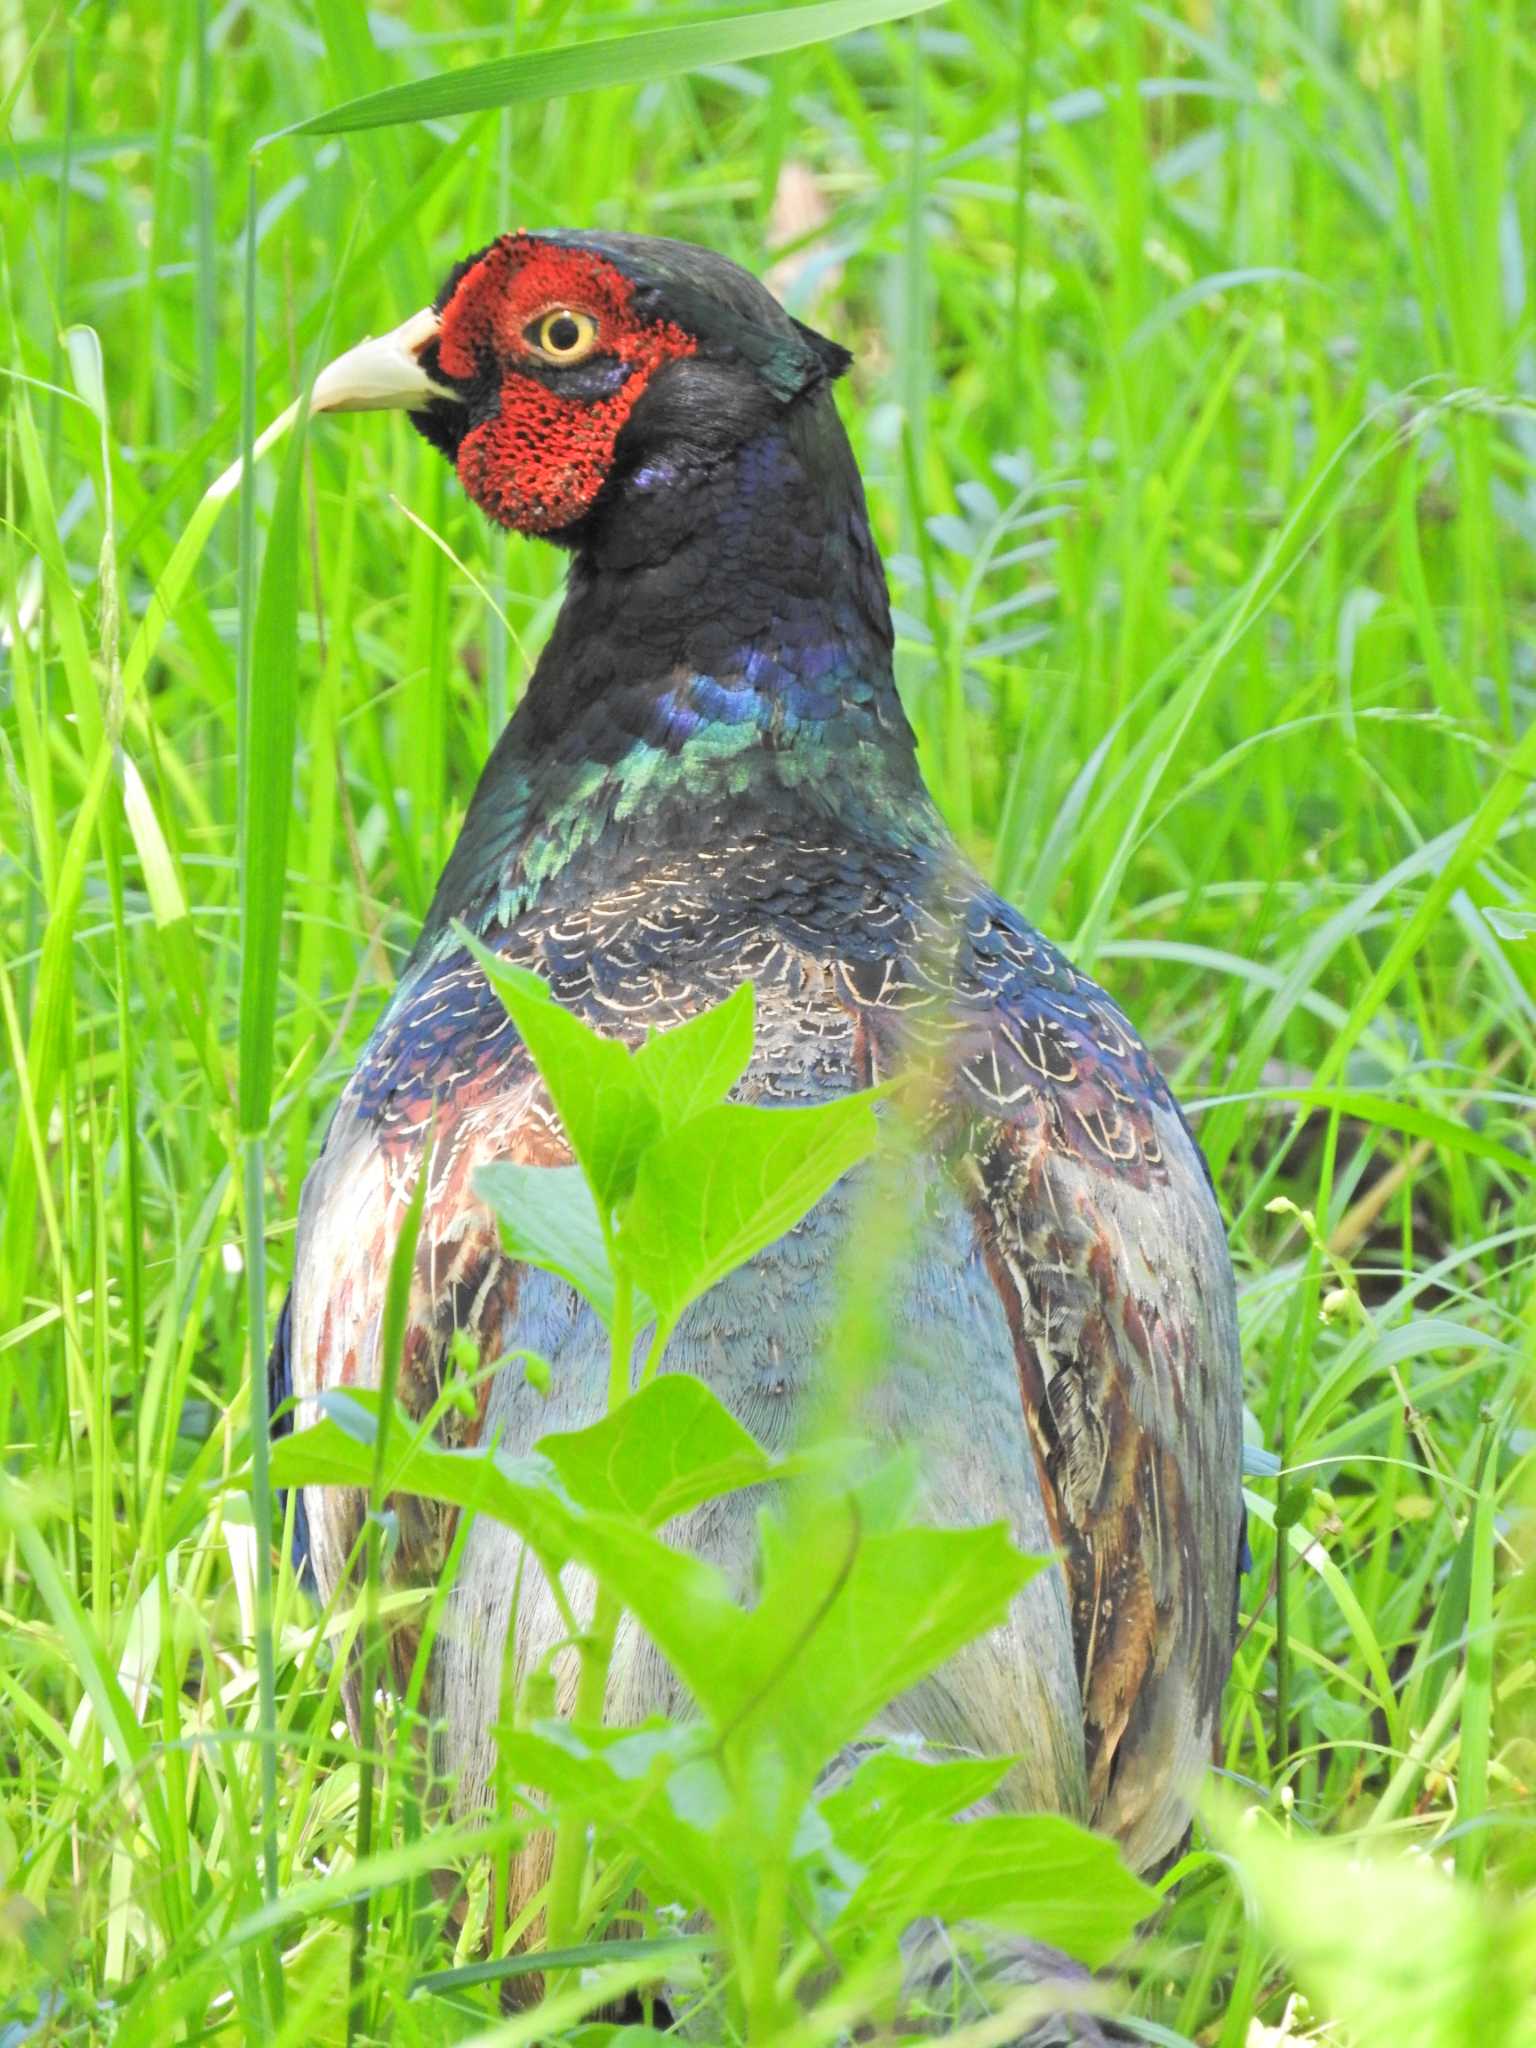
[524,308,599,364]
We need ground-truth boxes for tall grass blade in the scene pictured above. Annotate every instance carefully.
[234,168,287,2021]
[237,398,306,1131]
[277,0,943,138]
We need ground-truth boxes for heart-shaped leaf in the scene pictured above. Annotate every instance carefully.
[618,1095,879,1326]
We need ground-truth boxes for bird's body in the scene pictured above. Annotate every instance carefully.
[276,231,1242,1913]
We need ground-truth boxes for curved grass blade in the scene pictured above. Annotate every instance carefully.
[412,1935,708,1997]
[275,0,943,140]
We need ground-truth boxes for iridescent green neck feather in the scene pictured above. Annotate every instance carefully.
[407,386,942,979]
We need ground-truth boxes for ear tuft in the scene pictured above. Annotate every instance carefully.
[754,316,854,403]
[792,317,854,383]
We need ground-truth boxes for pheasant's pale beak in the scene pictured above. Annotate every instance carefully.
[210,307,449,501]
[309,306,448,416]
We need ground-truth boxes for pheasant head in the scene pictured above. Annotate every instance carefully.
[316,230,852,540]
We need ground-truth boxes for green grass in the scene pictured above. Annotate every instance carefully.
[2,0,1534,2040]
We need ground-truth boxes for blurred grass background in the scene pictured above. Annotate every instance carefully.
[1,0,1533,2039]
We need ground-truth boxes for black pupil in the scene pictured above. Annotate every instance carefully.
[546,314,582,353]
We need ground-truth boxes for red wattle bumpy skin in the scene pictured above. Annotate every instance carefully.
[436,236,697,532]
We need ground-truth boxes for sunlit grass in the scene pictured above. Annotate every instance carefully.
[1,0,1533,2040]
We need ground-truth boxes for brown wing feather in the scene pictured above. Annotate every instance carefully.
[288,977,553,1714]
[960,1036,1242,1872]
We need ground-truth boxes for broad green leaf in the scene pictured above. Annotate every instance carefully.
[633,982,755,1127]
[538,1475,1024,1778]
[314,1389,386,1447]
[277,1401,1038,1824]
[275,1398,753,1701]
[618,1096,879,1325]
[820,1750,1016,1864]
[282,0,944,138]
[728,1508,1045,1774]
[1212,1803,1536,2048]
[466,933,660,1211]
[476,1159,639,1330]
[833,1811,1156,1970]
[499,1722,734,1927]
[537,1371,777,1527]
[270,1398,577,1570]
[463,948,551,1010]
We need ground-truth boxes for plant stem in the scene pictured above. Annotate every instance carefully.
[637,1315,674,1389]
[606,1263,634,1411]
[544,1257,634,1964]
[745,1845,790,2044]
[542,1578,622,1961]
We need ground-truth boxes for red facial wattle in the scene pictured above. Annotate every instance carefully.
[435,235,697,532]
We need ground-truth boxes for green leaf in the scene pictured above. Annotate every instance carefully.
[618,1095,879,1325]
[522,1461,1038,1787]
[1211,1800,1536,2048]
[538,1371,778,1527]
[281,0,944,138]
[270,1398,578,1570]
[833,1811,1156,1970]
[819,1750,1016,1863]
[465,949,551,1010]
[466,932,661,1212]
[499,1722,735,1929]
[729,1507,1045,1774]
[633,982,755,1127]
[476,1160,637,1330]
[276,1400,1038,1840]
[274,1396,754,1702]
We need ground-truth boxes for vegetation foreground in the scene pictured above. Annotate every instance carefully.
[1,1,1533,2042]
